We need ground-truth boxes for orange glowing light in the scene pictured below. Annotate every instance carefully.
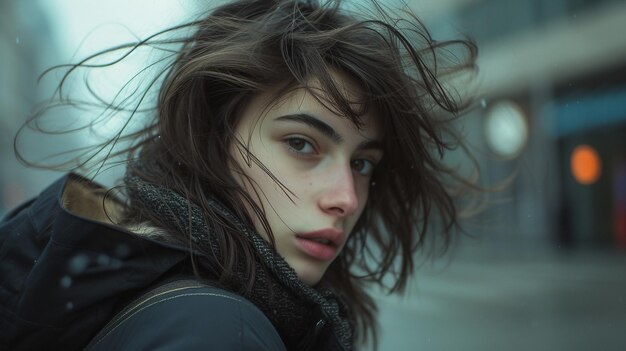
[571,145,602,185]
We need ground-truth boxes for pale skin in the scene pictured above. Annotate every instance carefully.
[230,72,383,286]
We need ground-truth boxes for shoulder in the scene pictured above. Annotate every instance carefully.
[88,281,286,351]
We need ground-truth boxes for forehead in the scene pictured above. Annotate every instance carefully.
[245,70,382,140]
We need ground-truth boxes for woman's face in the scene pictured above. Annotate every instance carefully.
[230,73,383,285]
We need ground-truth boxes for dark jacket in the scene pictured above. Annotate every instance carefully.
[0,174,286,350]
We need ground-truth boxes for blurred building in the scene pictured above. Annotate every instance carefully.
[0,0,199,217]
[372,3,626,351]
[415,0,626,250]
[0,0,63,215]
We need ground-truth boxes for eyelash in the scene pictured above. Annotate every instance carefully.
[285,136,316,155]
[284,137,377,176]
[351,159,376,176]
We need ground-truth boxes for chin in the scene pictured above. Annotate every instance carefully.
[294,264,326,286]
[300,274,322,286]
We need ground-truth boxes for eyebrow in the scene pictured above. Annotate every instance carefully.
[275,113,383,151]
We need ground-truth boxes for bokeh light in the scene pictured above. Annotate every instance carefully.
[570,144,602,185]
[484,100,529,158]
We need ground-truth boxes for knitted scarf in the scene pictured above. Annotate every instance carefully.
[125,171,354,351]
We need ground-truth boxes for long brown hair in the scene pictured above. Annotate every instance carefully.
[18,0,477,347]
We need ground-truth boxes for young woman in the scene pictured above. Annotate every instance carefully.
[0,0,477,350]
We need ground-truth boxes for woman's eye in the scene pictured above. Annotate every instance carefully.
[351,159,375,176]
[286,137,315,154]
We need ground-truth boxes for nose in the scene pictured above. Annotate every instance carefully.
[318,163,359,218]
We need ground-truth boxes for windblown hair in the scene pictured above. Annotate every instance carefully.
[18,0,477,347]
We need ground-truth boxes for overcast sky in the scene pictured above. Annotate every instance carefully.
[39,0,199,61]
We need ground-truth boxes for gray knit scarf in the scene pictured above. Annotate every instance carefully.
[125,171,354,351]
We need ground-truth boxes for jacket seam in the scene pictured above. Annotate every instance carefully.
[90,291,245,349]
[101,285,205,326]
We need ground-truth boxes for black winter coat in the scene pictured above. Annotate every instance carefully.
[0,174,287,350]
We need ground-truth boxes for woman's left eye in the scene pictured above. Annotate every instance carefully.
[285,137,315,154]
[351,159,375,176]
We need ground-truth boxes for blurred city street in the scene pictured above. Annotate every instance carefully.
[371,245,626,351]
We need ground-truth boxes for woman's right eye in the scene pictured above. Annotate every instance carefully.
[285,137,315,155]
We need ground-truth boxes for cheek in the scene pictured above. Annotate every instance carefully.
[262,152,313,192]
[228,144,272,215]
[356,181,371,210]
[346,183,371,229]
[230,145,298,214]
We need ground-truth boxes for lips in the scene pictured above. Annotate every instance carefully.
[295,228,344,261]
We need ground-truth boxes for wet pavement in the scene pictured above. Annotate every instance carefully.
[368,245,626,351]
